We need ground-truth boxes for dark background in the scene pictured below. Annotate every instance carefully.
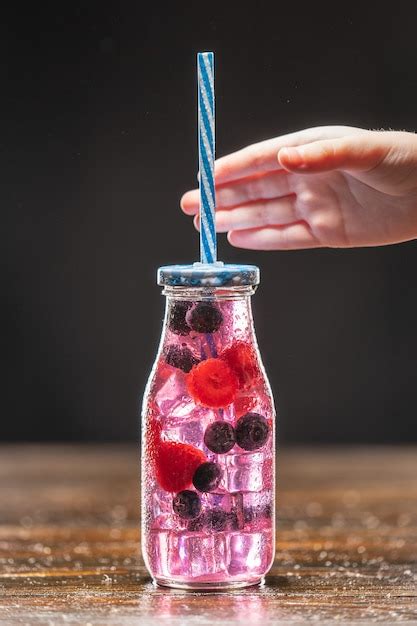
[3,3,417,443]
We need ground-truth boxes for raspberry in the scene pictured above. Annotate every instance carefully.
[146,406,206,492]
[145,406,162,464]
[154,440,206,492]
[234,394,256,418]
[220,341,260,390]
[187,358,238,409]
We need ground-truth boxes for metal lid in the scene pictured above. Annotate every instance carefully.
[157,262,260,287]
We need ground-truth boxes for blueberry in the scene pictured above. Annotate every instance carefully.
[192,462,222,492]
[169,301,192,335]
[235,413,270,451]
[205,508,227,531]
[188,303,223,334]
[164,344,198,373]
[172,490,201,519]
[204,421,236,454]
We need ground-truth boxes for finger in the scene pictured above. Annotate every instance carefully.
[214,125,365,185]
[216,170,291,209]
[181,189,200,215]
[278,133,388,174]
[181,170,292,216]
[215,196,297,233]
[227,223,322,250]
[180,126,366,214]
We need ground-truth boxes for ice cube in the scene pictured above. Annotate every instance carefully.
[225,451,270,492]
[154,369,187,416]
[241,490,273,530]
[152,487,172,517]
[168,532,227,577]
[227,530,273,575]
[151,489,185,531]
[203,491,233,511]
[162,403,216,447]
[147,530,171,578]
[169,396,196,420]
[164,418,204,446]
[187,493,240,533]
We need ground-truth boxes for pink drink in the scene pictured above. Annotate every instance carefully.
[142,276,275,589]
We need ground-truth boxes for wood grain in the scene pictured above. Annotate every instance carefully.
[0,445,415,624]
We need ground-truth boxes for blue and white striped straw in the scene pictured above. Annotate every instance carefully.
[197,52,216,264]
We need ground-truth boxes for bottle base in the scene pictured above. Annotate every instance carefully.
[153,576,264,591]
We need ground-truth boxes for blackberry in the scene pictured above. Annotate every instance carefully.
[192,462,222,492]
[204,421,236,454]
[172,490,201,519]
[227,510,244,531]
[188,303,223,334]
[243,506,256,524]
[187,515,205,532]
[243,504,272,525]
[263,504,272,518]
[235,413,269,451]
[164,344,198,373]
[205,508,227,531]
[169,301,192,335]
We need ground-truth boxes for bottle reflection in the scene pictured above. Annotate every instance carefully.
[142,584,269,623]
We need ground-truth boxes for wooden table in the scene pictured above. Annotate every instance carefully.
[0,445,415,624]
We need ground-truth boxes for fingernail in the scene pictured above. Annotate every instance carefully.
[279,148,303,163]
[280,146,304,166]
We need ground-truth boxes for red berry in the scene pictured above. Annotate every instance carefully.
[145,404,162,464]
[220,341,260,390]
[234,393,256,418]
[155,440,206,492]
[146,406,206,492]
[187,358,238,409]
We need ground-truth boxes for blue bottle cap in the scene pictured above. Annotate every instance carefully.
[157,262,260,287]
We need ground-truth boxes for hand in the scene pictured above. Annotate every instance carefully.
[181,126,417,250]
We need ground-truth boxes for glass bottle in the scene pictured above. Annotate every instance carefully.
[141,263,275,589]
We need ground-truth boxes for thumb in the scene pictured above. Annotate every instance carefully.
[277,134,390,174]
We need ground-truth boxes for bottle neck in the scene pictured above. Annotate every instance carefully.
[162,285,257,300]
[160,286,258,351]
